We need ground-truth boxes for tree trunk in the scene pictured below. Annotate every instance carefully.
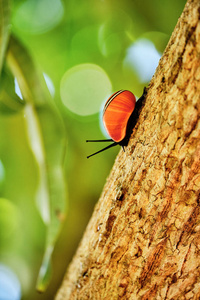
[56,0,200,299]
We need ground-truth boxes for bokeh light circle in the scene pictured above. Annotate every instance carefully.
[13,0,64,34]
[60,64,112,116]
[0,264,21,300]
[123,38,161,83]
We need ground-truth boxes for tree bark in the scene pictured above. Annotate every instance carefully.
[56,0,200,299]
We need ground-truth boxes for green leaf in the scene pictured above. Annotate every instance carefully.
[6,35,67,292]
[6,35,49,105]
[0,197,21,246]
[36,245,53,293]
[0,69,25,114]
[0,91,24,114]
[0,0,11,75]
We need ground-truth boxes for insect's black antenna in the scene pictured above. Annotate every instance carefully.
[86,139,113,143]
[87,142,118,158]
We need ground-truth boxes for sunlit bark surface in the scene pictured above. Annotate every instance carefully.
[56,0,200,298]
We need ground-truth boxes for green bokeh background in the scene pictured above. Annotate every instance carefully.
[0,0,186,299]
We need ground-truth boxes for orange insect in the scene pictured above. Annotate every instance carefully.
[86,89,145,158]
[103,90,136,143]
[86,87,147,158]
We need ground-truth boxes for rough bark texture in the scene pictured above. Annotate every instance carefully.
[56,0,200,299]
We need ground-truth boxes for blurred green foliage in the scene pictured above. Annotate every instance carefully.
[0,0,186,299]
